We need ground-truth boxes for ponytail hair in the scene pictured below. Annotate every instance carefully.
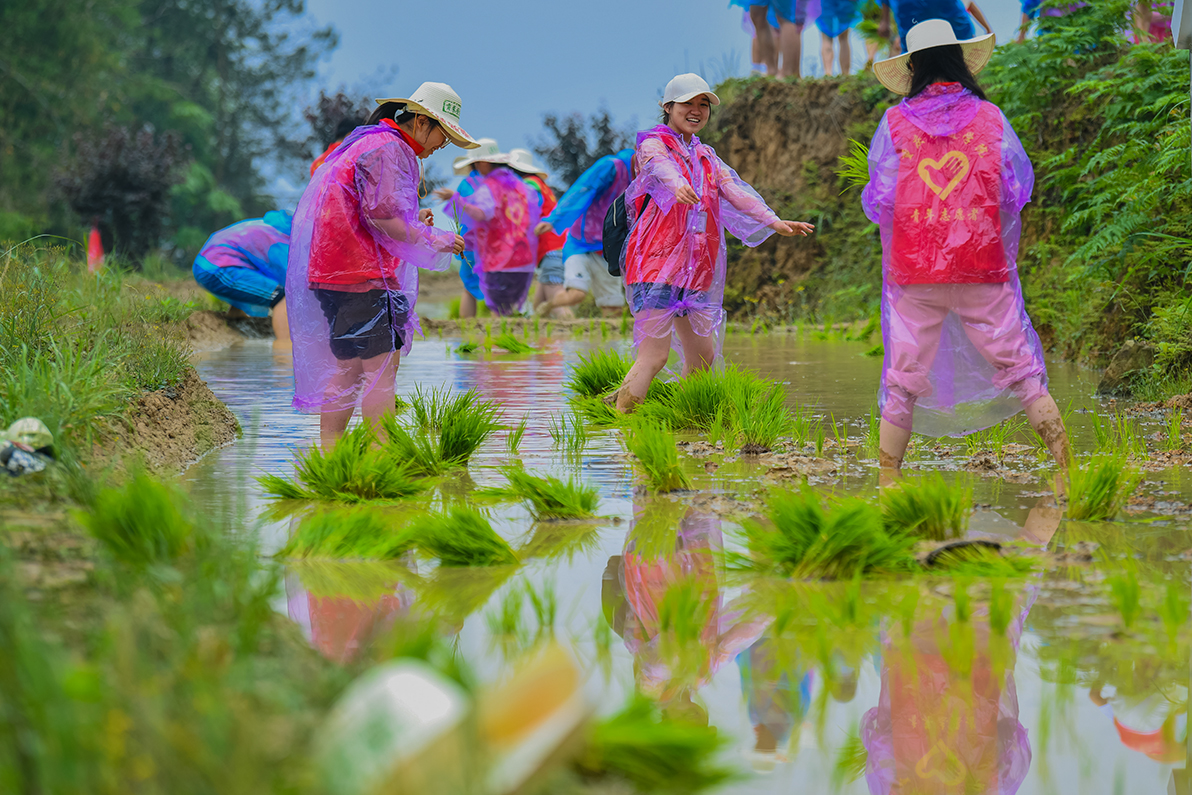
[366,101,441,131]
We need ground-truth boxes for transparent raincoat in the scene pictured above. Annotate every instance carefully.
[455,166,539,315]
[287,122,455,413]
[197,210,292,282]
[862,83,1047,438]
[621,125,780,362]
[543,149,632,258]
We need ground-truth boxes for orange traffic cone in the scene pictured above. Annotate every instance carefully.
[87,226,104,273]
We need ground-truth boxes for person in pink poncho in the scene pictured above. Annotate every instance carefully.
[864,21,1071,478]
[287,82,476,446]
[611,73,815,414]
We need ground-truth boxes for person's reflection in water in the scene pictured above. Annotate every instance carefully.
[737,636,814,769]
[860,498,1061,794]
[603,501,768,724]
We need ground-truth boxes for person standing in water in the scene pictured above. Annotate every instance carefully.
[434,138,505,318]
[533,149,633,319]
[864,21,1071,477]
[287,82,474,446]
[611,73,814,414]
[505,148,570,319]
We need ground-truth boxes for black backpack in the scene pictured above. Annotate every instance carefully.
[601,192,649,278]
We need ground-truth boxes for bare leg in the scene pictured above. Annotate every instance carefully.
[599,305,623,319]
[360,351,400,434]
[673,315,716,377]
[320,359,363,448]
[459,291,477,319]
[270,298,290,348]
[778,21,803,78]
[537,287,587,315]
[615,332,673,413]
[878,419,913,475]
[865,38,879,66]
[1024,394,1070,468]
[751,31,762,72]
[751,5,778,75]
[821,32,835,75]
[538,283,575,319]
[838,31,852,76]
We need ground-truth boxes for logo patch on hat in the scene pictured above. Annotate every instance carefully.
[442,100,461,119]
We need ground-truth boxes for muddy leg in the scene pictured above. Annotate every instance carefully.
[1024,394,1070,497]
[878,419,912,478]
[614,333,671,414]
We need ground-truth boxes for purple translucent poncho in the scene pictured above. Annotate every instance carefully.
[286,123,454,413]
[455,166,539,315]
[621,125,779,364]
[862,84,1048,438]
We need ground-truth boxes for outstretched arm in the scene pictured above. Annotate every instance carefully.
[966,1,994,37]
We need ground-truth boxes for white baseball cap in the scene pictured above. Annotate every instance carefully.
[661,73,721,107]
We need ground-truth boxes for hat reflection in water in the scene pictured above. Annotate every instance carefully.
[286,81,473,446]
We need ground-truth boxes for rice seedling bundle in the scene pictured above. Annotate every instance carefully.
[565,349,633,398]
[494,466,599,520]
[491,332,537,354]
[623,420,692,493]
[380,416,452,477]
[412,507,518,567]
[506,417,528,455]
[881,473,972,542]
[1067,454,1142,521]
[279,507,418,560]
[731,384,792,453]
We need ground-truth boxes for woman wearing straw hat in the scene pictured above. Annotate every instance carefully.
[864,21,1070,480]
[610,73,814,414]
[287,81,478,446]
[504,148,570,319]
[434,138,505,319]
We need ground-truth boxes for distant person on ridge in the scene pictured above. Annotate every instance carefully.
[818,0,862,75]
[434,138,506,318]
[504,148,570,319]
[745,0,818,78]
[287,82,473,446]
[192,210,293,342]
[864,20,1071,480]
[310,117,364,176]
[609,73,813,414]
[533,149,632,319]
[879,0,975,51]
[1016,0,1082,43]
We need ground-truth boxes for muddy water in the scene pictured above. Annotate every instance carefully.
[187,333,1191,795]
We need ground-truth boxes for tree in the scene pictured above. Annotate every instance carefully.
[532,109,635,189]
[304,89,373,153]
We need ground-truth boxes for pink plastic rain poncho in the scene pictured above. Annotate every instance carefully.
[862,83,1047,438]
[454,166,539,315]
[287,122,455,413]
[621,125,780,362]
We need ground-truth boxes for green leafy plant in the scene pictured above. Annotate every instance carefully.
[834,138,871,194]
[506,416,528,455]
[491,332,537,354]
[623,420,692,493]
[1067,454,1142,521]
[76,470,198,566]
[564,348,633,398]
[881,473,972,542]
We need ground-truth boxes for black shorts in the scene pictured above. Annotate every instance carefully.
[482,271,534,316]
[313,288,409,361]
[629,283,709,317]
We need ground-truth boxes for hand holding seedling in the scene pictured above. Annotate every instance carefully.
[534,220,553,236]
[419,208,435,226]
[451,234,465,255]
[771,220,815,237]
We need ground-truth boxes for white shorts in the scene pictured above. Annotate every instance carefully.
[563,252,625,307]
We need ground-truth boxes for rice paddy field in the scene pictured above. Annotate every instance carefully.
[175,326,1192,795]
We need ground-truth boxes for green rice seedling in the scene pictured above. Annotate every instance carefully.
[1090,411,1112,450]
[533,315,540,335]
[516,521,602,562]
[789,404,814,448]
[989,580,1013,636]
[831,727,868,788]
[620,309,631,335]
[380,416,453,477]
[546,411,589,458]
[925,544,1035,577]
[732,385,791,453]
[545,321,553,336]
[525,579,558,638]
[880,473,972,542]
[411,507,517,567]
[410,384,455,431]
[572,324,585,338]
[814,420,827,456]
[394,395,409,414]
[491,332,537,354]
[623,420,692,493]
[1165,408,1184,451]
[506,416,528,455]
[492,466,600,520]
[76,470,197,566]
[829,413,848,452]
[593,614,614,680]
[656,575,719,682]
[835,138,871,193]
[564,348,633,398]
[656,365,772,431]
[278,507,418,560]
[601,320,609,340]
[1091,411,1145,457]
[863,343,884,357]
[1107,568,1141,630]
[573,396,621,427]
[455,339,481,354]
[862,406,881,457]
[259,424,427,503]
[742,489,918,579]
[437,392,503,465]
[705,405,730,449]
[486,586,529,656]
[500,319,508,335]
[576,697,735,793]
[291,559,417,601]
[1067,454,1142,521]
[1160,579,1189,644]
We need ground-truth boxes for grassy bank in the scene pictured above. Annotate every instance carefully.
[710,1,1191,399]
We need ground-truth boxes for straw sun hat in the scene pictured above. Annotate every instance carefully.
[873,19,995,96]
[374,81,480,149]
[452,138,504,174]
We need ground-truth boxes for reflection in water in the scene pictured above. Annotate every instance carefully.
[1089,666,1188,765]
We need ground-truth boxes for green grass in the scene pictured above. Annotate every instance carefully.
[75,470,198,566]
[547,411,589,457]
[565,349,633,398]
[1165,408,1184,451]
[278,507,418,560]
[491,332,537,354]
[741,489,918,579]
[623,420,692,493]
[379,416,453,477]
[258,424,428,503]
[455,339,481,354]
[1090,411,1145,458]
[1067,454,1142,521]
[881,473,972,542]
[732,384,791,453]
[577,697,735,793]
[408,385,502,464]
[506,416,528,455]
[411,506,518,566]
[488,466,599,520]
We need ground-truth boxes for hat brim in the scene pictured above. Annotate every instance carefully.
[452,152,511,174]
[664,90,721,106]
[375,97,481,149]
[873,33,996,95]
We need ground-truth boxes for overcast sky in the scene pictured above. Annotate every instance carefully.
[285,0,1022,197]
